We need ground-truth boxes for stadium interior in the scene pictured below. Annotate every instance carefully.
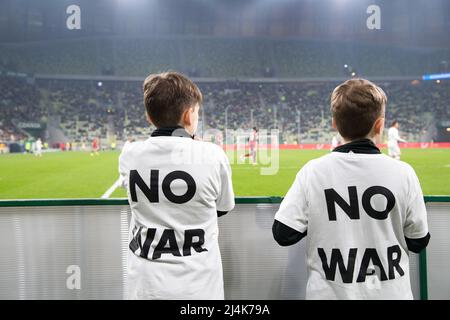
[0,0,449,302]
[1,0,449,148]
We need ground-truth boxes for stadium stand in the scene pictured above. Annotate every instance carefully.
[1,37,449,78]
[1,37,448,147]
[1,74,448,145]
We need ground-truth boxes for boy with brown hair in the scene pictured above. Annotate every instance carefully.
[119,72,235,299]
[273,79,430,299]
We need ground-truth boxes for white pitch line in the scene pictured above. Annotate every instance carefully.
[101,178,121,199]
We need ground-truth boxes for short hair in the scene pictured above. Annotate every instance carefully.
[391,120,398,127]
[330,79,387,140]
[143,72,202,128]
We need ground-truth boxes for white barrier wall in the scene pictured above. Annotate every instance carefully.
[425,203,450,299]
[0,199,444,300]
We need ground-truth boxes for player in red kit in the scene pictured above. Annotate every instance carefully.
[242,127,258,165]
[91,137,100,156]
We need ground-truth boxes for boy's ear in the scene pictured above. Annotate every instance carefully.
[373,117,385,135]
[146,113,153,125]
[331,117,337,130]
[181,108,192,127]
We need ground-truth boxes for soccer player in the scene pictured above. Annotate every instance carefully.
[119,72,235,300]
[24,140,31,154]
[242,127,258,165]
[35,138,43,157]
[387,120,407,160]
[272,79,430,300]
[90,137,100,156]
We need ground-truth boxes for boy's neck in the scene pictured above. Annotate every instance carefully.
[342,136,376,145]
[151,126,194,139]
[334,137,381,154]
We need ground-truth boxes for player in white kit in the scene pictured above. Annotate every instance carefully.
[387,120,407,160]
[35,138,42,157]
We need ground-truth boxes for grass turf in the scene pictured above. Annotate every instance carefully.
[0,148,449,199]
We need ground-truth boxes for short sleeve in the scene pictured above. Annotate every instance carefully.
[274,164,309,233]
[404,167,429,239]
[216,149,235,212]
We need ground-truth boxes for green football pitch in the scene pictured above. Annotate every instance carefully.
[0,148,449,199]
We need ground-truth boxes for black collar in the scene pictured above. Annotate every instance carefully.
[151,126,194,139]
[333,138,381,154]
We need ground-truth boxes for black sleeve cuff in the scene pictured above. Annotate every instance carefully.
[272,219,307,246]
[405,232,431,253]
[217,210,228,217]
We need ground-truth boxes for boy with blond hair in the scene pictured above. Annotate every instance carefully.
[273,79,430,299]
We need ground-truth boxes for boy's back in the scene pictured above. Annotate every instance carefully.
[119,72,234,300]
[120,134,234,299]
[273,79,429,300]
[275,145,428,299]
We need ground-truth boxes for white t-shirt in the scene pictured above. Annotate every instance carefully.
[275,152,428,299]
[123,140,132,151]
[119,136,235,300]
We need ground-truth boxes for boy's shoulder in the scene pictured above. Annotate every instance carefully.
[308,152,415,173]
[119,138,227,164]
[200,139,227,153]
[118,139,147,164]
[366,153,416,174]
[120,139,144,154]
[192,139,229,163]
